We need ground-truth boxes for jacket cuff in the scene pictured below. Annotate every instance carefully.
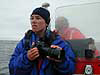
[23,51,33,65]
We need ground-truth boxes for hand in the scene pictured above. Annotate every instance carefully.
[27,42,39,61]
[53,29,59,34]
[27,47,39,61]
[46,45,62,62]
[50,45,62,50]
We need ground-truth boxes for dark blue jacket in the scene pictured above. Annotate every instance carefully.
[9,31,75,75]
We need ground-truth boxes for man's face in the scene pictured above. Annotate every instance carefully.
[55,17,69,30]
[30,14,47,33]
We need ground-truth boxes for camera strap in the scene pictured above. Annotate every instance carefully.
[24,30,33,50]
[24,30,57,50]
[43,30,57,46]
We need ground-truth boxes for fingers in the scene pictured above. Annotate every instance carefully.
[50,45,62,50]
[27,47,40,61]
[53,29,59,34]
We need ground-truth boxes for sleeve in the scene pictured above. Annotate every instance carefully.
[52,35,76,74]
[9,38,34,75]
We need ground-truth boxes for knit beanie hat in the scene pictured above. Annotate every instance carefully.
[31,7,50,24]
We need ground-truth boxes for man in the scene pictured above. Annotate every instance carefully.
[55,16,85,40]
[9,7,75,75]
[55,16,99,56]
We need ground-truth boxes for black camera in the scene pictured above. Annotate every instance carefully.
[33,41,65,60]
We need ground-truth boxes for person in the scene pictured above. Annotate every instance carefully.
[9,7,75,75]
[55,16,99,56]
[55,16,85,40]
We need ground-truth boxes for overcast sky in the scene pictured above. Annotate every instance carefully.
[0,0,100,41]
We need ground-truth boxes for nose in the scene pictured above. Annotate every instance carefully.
[31,18,37,24]
[31,18,36,22]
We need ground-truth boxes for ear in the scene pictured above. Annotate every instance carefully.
[47,18,50,24]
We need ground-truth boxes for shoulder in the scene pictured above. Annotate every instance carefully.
[70,27,85,39]
[17,30,35,47]
[68,27,80,32]
[16,36,26,48]
[52,34,70,47]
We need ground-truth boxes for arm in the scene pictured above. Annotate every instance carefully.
[9,39,35,75]
[52,36,75,74]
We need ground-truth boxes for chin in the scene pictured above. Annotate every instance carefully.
[32,30,36,32]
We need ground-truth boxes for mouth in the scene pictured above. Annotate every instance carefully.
[32,24,37,27]
[32,25,38,30]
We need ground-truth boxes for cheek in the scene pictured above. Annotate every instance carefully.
[35,21,47,32]
[39,21,46,28]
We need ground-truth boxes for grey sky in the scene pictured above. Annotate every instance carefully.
[0,0,100,41]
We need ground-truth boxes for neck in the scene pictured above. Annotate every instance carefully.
[35,29,46,38]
